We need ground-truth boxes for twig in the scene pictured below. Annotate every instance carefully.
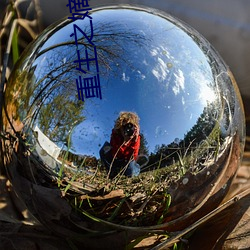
[33,0,43,33]
[0,19,18,128]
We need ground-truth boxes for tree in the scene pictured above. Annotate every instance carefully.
[38,93,84,143]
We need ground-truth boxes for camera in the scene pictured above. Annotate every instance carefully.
[123,123,135,137]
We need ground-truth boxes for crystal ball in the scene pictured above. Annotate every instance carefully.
[2,5,245,248]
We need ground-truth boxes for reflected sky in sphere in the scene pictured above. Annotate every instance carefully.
[12,7,220,158]
[60,9,217,156]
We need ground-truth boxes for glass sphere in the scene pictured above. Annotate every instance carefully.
[2,5,245,248]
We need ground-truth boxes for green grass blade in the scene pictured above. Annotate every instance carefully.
[107,197,126,222]
[157,194,171,225]
[64,174,77,194]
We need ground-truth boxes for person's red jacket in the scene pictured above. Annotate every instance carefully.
[110,129,140,161]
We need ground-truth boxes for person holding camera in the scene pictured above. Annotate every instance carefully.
[100,111,141,178]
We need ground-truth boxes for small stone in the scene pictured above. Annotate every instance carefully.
[182,178,189,185]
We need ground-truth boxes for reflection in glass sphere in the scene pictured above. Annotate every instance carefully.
[2,5,245,248]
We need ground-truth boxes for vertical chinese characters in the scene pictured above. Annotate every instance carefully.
[66,0,102,101]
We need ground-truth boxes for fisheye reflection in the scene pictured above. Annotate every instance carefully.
[2,6,245,234]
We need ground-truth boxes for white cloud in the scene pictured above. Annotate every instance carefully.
[150,48,158,56]
[122,72,130,82]
[137,70,146,80]
[172,69,185,95]
[182,96,185,105]
[198,84,216,104]
[152,57,169,82]
[190,71,216,104]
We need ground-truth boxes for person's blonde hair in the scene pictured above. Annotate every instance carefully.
[114,111,140,131]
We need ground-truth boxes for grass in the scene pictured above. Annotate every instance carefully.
[51,117,233,231]
[56,163,173,227]
[51,118,226,228]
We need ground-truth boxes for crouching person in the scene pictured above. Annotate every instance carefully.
[100,111,141,179]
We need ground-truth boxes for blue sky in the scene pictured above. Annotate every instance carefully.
[68,9,217,157]
[32,8,218,158]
